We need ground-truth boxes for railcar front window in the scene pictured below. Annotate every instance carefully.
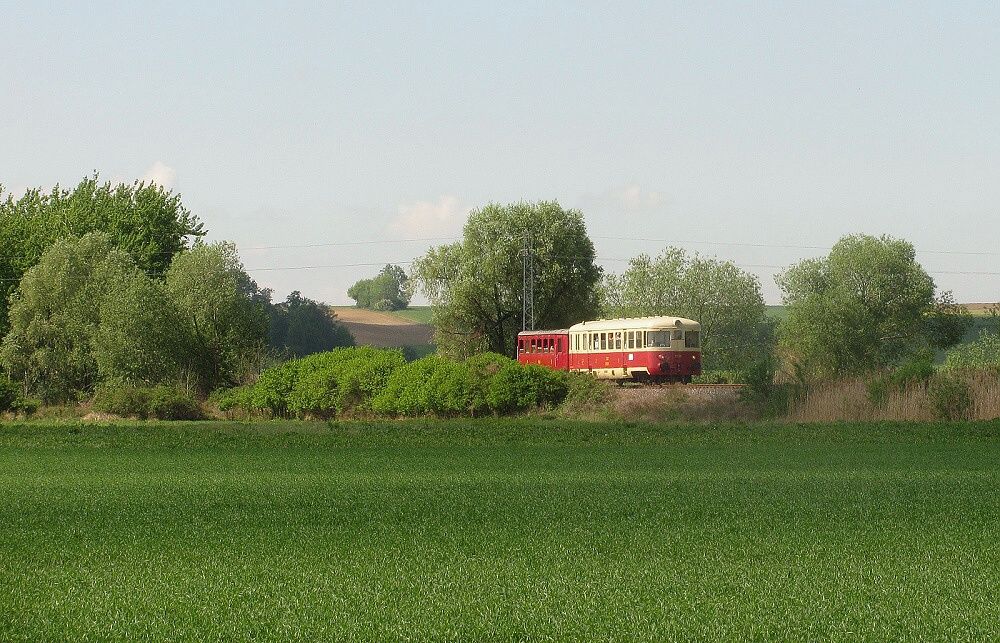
[685,331,700,348]
[646,331,670,347]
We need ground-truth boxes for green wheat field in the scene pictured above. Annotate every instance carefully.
[3,419,1000,640]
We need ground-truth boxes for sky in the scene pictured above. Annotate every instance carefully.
[2,1,998,305]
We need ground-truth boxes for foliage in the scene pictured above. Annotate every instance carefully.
[250,347,407,418]
[0,234,133,402]
[371,352,568,417]
[268,291,354,358]
[928,373,973,421]
[92,382,203,420]
[0,379,19,412]
[209,386,255,417]
[777,234,969,378]
[0,175,204,335]
[1,234,271,403]
[165,242,270,392]
[945,330,1000,372]
[412,201,602,358]
[867,352,936,406]
[601,248,772,371]
[347,264,410,311]
[93,264,190,386]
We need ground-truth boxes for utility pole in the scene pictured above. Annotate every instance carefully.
[522,230,535,331]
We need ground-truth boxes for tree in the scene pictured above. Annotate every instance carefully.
[268,291,355,357]
[348,264,411,311]
[777,234,969,377]
[165,243,269,392]
[0,175,204,335]
[0,233,194,401]
[93,267,190,387]
[600,248,771,372]
[412,201,602,357]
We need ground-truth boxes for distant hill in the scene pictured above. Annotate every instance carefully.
[331,306,434,354]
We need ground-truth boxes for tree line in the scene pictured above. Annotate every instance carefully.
[2,181,991,414]
[0,178,354,406]
[408,201,979,386]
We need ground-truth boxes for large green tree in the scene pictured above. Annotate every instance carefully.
[777,234,968,377]
[268,291,355,357]
[0,175,204,335]
[165,242,270,392]
[0,233,186,402]
[412,201,602,357]
[348,264,410,311]
[600,248,772,371]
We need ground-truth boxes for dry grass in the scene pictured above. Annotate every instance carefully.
[787,371,1000,423]
[565,386,757,423]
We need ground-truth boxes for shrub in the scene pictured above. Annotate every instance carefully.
[928,373,972,421]
[148,386,203,420]
[250,347,406,418]
[250,362,298,417]
[93,382,153,418]
[371,353,570,417]
[945,331,1000,372]
[93,382,202,420]
[868,353,936,406]
[557,372,612,416]
[371,356,442,416]
[209,386,254,417]
[0,378,18,412]
[486,363,567,414]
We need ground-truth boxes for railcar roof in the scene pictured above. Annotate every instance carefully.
[568,316,700,331]
[516,329,570,336]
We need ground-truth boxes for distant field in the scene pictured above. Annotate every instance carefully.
[4,419,1000,639]
[331,306,434,350]
[387,306,433,324]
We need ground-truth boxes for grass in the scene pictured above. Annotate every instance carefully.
[4,419,1000,640]
[389,305,433,324]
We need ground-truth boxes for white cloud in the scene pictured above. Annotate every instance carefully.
[616,184,663,210]
[140,161,178,190]
[578,184,666,214]
[391,195,466,237]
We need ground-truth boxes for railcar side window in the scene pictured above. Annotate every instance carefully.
[627,332,635,349]
[647,331,669,347]
[614,332,622,349]
[685,331,700,348]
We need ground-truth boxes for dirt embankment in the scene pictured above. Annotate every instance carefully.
[332,307,434,348]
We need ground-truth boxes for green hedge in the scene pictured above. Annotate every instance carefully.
[92,382,203,420]
[239,349,571,419]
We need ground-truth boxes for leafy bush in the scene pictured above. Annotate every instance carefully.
[371,356,448,416]
[928,373,972,421]
[93,382,202,420]
[486,363,567,414]
[209,386,255,417]
[0,378,18,412]
[250,362,298,416]
[93,383,152,418]
[371,352,569,417]
[945,331,1000,372]
[148,386,203,420]
[868,353,936,406]
[558,372,612,415]
[250,347,406,418]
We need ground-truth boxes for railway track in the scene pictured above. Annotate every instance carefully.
[618,382,745,389]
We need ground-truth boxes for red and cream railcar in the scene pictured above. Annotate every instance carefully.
[517,316,701,383]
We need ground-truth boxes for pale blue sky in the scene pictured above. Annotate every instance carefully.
[2,1,998,304]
